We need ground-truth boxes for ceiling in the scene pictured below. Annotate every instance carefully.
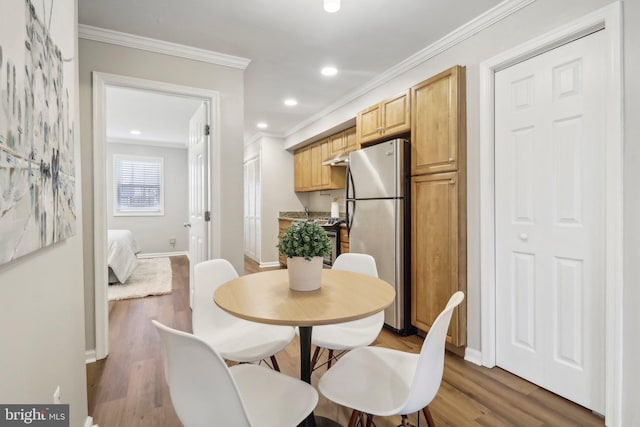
[106,87,202,148]
[80,0,503,142]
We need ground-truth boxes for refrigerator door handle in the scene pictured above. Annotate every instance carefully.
[346,200,356,233]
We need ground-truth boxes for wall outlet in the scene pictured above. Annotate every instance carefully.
[168,238,176,246]
[53,385,61,404]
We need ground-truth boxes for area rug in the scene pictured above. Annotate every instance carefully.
[108,257,172,301]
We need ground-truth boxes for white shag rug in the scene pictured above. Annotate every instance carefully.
[108,257,173,301]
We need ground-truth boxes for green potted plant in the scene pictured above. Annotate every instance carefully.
[277,221,332,291]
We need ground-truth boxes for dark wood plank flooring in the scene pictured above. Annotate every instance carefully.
[86,256,604,426]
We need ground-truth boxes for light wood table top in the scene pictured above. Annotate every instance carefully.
[214,269,396,327]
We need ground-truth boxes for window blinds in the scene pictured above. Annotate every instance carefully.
[115,157,163,213]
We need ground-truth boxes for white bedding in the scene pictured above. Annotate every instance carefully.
[108,229,140,283]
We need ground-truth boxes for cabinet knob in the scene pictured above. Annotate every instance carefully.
[449,179,456,185]
[448,157,455,163]
[519,233,528,241]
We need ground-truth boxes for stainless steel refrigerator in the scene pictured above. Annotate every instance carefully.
[346,139,410,334]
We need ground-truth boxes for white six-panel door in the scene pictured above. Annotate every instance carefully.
[188,102,209,307]
[495,31,605,413]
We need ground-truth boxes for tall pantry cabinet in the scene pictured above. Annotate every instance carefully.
[410,65,467,347]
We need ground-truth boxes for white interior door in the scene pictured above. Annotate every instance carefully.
[243,156,261,261]
[187,102,209,307]
[495,31,605,412]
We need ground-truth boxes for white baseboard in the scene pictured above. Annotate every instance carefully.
[85,349,97,364]
[83,416,94,427]
[259,261,281,268]
[464,347,483,366]
[138,251,188,259]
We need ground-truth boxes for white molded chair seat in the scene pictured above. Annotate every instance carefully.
[193,259,295,366]
[306,253,384,368]
[318,292,465,426]
[153,320,318,427]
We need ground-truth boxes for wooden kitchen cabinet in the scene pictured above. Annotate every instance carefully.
[343,127,358,153]
[339,226,349,255]
[411,65,466,176]
[356,90,410,145]
[294,139,346,192]
[330,132,346,155]
[294,146,312,191]
[278,219,292,266]
[411,172,466,346]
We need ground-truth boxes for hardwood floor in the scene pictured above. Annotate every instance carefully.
[87,256,604,427]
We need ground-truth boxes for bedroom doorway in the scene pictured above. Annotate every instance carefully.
[92,73,220,360]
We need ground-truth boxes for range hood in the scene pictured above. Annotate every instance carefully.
[322,152,349,166]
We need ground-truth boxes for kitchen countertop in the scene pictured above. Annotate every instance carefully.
[278,211,345,222]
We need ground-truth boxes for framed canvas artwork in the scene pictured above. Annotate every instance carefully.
[0,0,76,265]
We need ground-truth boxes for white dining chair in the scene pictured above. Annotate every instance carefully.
[318,291,465,427]
[152,320,318,427]
[308,253,384,370]
[192,259,295,370]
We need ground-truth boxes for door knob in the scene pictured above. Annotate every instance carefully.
[183,223,192,228]
[519,233,528,241]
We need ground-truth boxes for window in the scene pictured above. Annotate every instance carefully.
[113,155,164,216]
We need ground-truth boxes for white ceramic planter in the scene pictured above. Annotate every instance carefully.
[287,256,323,291]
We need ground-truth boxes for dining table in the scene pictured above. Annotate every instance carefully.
[214,268,396,427]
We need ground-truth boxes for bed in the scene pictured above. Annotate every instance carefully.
[108,229,141,284]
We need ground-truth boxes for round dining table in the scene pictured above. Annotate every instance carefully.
[214,268,396,427]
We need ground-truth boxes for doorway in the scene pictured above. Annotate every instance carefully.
[92,72,220,360]
[479,3,623,425]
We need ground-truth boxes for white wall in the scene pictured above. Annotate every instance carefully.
[287,0,640,423]
[0,1,88,425]
[106,142,189,254]
[245,135,304,264]
[622,0,640,424]
[79,39,245,351]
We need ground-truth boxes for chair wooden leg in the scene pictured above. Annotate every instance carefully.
[365,414,374,427]
[311,346,321,371]
[422,406,435,427]
[269,355,280,372]
[328,349,334,369]
[348,410,362,427]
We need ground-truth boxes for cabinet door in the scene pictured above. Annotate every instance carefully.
[320,139,331,187]
[301,147,312,190]
[310,143,322,189]
[294,150,304,191]
[330,132,346,155]
[381,90,410,137]
[411,65,465,176]
[357,103,382,145]
[411,172,465,346]
[344,127,358,153]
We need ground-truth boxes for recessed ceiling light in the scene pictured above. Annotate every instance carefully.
[284,99,298,107]
[257,122,268,129]
[321,66,338,77]
[129,130,142,135]
[323,0,340,13]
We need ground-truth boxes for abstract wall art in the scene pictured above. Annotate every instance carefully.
[0,0,76,265]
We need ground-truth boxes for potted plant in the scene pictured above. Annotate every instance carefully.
[277,221,332,291]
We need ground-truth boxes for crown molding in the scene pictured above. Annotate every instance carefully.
[78,24,251,70]
[285,0,536,137]
[107,137,187,150]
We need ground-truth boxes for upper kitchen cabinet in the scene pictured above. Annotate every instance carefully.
[294,145,312,191]
[356,90,410,145]
[329,127,359,156]
[294,138,345,192]
[411,65,466,176]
